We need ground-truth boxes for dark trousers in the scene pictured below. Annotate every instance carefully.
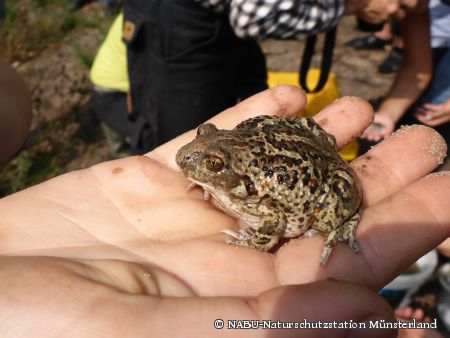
[124,0,268,153]
[0,0,6,20]
[91,90,133,138]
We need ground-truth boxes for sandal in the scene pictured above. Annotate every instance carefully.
[344,35,392,50]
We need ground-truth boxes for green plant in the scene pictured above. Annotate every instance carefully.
[72,42,95,69]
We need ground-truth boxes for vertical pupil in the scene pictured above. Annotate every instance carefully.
[207,156,223,171]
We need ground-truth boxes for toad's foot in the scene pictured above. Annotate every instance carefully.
[320,226,360,266]
[349,238,359,253]
[320,246,333,266]
[221,228,279,251]
[186,181,197,191]
[203,190,210,201]
[303,229,319,238]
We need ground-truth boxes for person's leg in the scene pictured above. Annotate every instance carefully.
[0,0,6,21]
[90,90,134,157]
[378,20,404,74]
[421,48,450,105]
[236,39,268,101]
[136,0,248,147]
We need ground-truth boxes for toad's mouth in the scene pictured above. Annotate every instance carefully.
[185,179,258,225]
[186,178,229,212]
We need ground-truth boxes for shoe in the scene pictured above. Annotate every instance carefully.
[378,48,403,74]
[345,35,391,50]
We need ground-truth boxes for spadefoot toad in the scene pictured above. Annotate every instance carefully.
[176,115,362,265]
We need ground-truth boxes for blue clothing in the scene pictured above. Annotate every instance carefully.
[422,48,450,104]
[424,1,450,104]
[429,0,450,48]
[99,0,116,5]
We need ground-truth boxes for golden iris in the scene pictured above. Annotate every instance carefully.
[206,155,224,172]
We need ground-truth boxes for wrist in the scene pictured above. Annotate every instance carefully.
[376,110,399,124]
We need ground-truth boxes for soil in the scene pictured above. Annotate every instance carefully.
[262,16,395,100]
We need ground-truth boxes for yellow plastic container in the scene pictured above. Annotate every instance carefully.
[267,70,358,162]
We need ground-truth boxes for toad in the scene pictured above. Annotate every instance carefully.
[176,115,362,265]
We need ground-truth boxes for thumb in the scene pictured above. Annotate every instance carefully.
[126,279,395,338]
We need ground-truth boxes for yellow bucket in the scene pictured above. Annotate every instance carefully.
[267,70,358,162]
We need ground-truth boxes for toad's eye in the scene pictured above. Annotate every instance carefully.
[205,155,224,172]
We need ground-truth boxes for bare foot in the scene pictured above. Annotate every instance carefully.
[396,306,443,338]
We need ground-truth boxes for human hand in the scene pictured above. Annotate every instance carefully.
[361,113,396,141]
[415,102,450,127]
[345,0,420,24]
[1,86,449,337]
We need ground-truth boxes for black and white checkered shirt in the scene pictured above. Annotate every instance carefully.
[195,0,346,39]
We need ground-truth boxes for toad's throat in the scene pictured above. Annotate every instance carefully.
[187,179,259,226]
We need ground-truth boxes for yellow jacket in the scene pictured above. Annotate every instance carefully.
[90,13,129,92]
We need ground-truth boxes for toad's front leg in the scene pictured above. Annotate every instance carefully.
[221,215,284,251]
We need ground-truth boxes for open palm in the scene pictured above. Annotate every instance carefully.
[1,86,449,338]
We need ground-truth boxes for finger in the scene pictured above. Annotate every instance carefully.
[351,172,450,289]
[361,131,382,142]
[351,125,447,206]
[419,116,450,127]
[415,113,450,127]
[148,85,307,169]
[369,134,383,142]
[415,107,428,115]
[275,173,450,291]
[131,280,394,338]
[0,257,395,337]
[424,109,449,119]
[423,103,440,110]
[395,307,414,319]
[413,309,425,321]
[313,96,374,150]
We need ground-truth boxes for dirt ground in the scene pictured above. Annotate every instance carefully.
[262,16,395,100]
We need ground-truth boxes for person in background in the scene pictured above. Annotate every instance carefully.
[69,0,116,11]
[0,0,5,22]
[123,0,425,153]
[345,20,405,74]
[0,61,32,164]
[416,95,450,128]
[396,238,450,338]
[414,1,450,128]
[90,12,132,157]
[362,0,450,157]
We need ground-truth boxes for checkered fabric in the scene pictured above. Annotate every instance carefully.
[195,0,346,39]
